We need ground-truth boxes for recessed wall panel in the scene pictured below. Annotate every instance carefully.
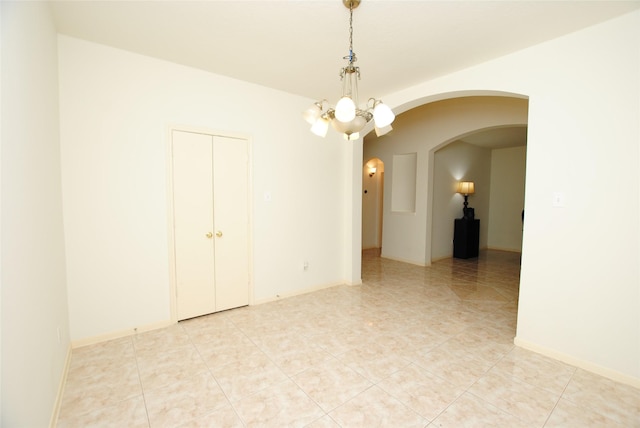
[391,153,417,213]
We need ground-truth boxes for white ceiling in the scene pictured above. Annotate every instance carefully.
[459,126,528,149]
[50,0,640,102]
[49,0,639,148]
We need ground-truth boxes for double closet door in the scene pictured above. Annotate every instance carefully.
[171,130,250,321]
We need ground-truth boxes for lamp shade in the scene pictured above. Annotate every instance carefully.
[457,181,475,195]
[373,102,395,128]
[375,124,393,137]
[310,117,329,137]
[302,102,323,125]
[335,96,356,122]
[331,114,367,138]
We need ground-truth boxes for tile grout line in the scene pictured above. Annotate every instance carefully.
[185,313,249,427]
[131,334,153,428]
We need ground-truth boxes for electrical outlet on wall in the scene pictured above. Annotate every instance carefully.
[552,191,566,207]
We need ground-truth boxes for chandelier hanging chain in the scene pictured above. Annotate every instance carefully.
[348,2,354,64]
[342,2,359,78]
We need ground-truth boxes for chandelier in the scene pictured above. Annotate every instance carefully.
[302,0,395,141]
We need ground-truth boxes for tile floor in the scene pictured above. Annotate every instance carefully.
[56,250,640,427]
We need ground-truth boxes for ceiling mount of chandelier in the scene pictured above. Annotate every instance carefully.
[302,0,395,141]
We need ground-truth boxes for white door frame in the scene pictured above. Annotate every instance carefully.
[166,125,254,323]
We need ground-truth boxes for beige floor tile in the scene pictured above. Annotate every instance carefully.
[409,344,492,388]
[137,345,209,391]
[132,324,193,360]
[57,395,148,428]
[467,369,559,426]
[197,338,264,370]
[432,392,529,427]
[252,329,319,356]
[60,362,142,417]
[180,315,241,345]
[68,337,135,375]
[209,351,288,402]
[176,403,244,428]
[268,343,336,377]
[305,415,342,427]
[328,385,428,427]
[179,311,233,333]
[56,250,640,428]
[490,346,575,395]
[439,333,514,366]
[337,347,411,383]
[419,316,469,336]
[310,330,369,356]
[237,318,305,341]
[144,371,229,428]
[390,327,451,355]
[377,363,466,421]
[545,398,628,427]
[363,329,421,354]
[233,379,324,426]
[292,358,372,412]
[66,352,137,384]
[561,368,640,426]
[470,319,517,342]
[223,304,282,329]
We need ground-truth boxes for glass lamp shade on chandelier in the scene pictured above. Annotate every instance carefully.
[302,0,395,141]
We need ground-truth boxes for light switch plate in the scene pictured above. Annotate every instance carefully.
[552,191,565,207]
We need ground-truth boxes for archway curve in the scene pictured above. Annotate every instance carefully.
[362,90,529,138]
[429,124,528,154]
[360,93,529,267]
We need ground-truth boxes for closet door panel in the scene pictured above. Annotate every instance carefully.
[172,130,216,320]
[212,136,250,311]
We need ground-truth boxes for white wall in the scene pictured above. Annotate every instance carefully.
[488,146,526,252]
[364,97,527,265]
[1,2,71,426]
[368,10,640,385]
[431,141,492,260]
[58,36,348,342]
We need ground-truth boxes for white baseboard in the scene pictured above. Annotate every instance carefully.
[49,344,72,428]
[253,281,344,306]
[514,337,640,389]
[71,319,174,349]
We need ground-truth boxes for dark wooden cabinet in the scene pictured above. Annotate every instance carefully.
[454,219,479,259]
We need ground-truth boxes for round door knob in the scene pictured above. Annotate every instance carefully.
[205,232,213,238]
[216,231,223,237]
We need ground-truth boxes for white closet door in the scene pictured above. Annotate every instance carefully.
[172,130,250,320]
[172,130,216,320]
[212,136,250,311]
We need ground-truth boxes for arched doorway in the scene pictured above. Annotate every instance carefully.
[362,94,528,266]
[362,158,384,252]
[430,126,527,261]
